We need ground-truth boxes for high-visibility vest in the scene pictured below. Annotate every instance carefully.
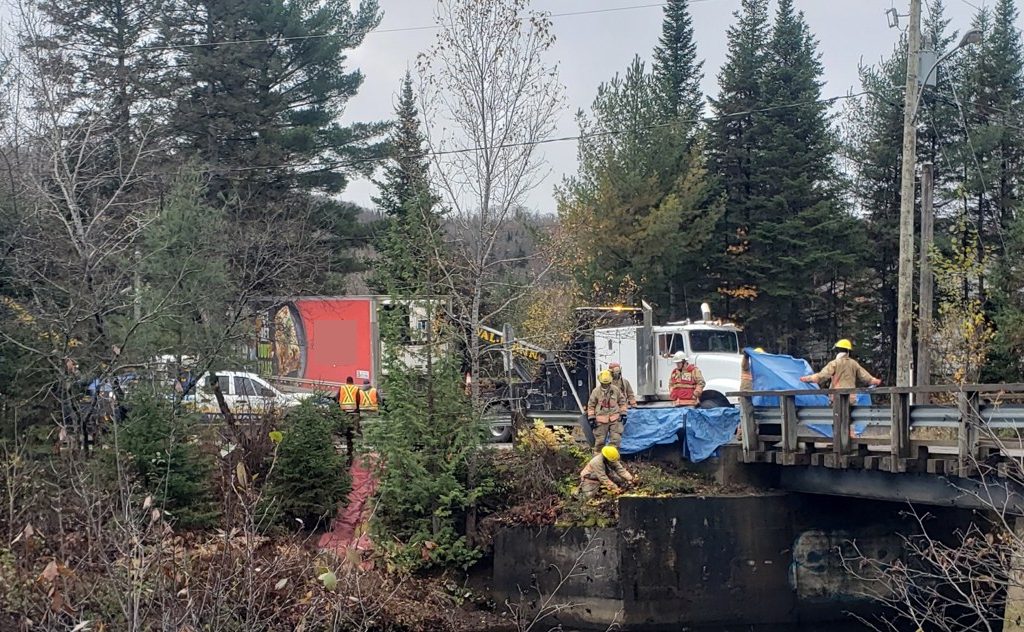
[669,367,700,405]
[359,387,379,412]
[339,384,360,411]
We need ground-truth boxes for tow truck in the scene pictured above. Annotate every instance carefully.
[485,301,744,440]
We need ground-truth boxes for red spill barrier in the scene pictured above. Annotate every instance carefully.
[318,454,379,561]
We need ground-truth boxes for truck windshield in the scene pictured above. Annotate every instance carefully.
[689,330,739,353]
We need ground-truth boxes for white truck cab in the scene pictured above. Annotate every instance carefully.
[593,302,743,405]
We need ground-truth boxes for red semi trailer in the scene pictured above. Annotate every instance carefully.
[248,296,394,389]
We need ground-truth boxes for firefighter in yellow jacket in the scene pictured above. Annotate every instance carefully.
[608,362,637,407]
[799,339,882,392]
[579,445,634,498]
[587,369,627,449]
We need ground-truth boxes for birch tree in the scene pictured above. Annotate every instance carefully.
[416,0,563,409]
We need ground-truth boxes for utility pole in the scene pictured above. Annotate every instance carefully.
[896,0,922,388]
[916,162,934,401]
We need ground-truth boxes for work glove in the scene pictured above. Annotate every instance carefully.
[587,416,597,429]
[620,413,628,426]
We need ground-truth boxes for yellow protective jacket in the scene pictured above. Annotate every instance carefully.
[580,453,630,486]
[611,375,637,407]
[807,355,877,390]
[586,384,626,423]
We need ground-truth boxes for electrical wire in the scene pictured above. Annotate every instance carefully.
[194,91,874,175]
[131,1,724,54]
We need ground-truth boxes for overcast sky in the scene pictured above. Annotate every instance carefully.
[341,0,1017,214]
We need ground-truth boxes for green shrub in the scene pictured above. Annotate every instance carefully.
[117,393,219,529]
[268,401,349,530]
[366,340,487,572]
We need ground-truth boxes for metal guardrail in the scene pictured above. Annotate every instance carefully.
[730,384,1024,477]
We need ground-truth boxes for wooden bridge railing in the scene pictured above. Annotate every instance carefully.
[727,384,1024,476]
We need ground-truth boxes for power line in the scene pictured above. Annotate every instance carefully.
[198,91,873,175]
[952,0,983,13]
[134,1,715,54]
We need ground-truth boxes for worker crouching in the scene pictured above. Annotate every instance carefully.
[669,352,705,407]
[587,369,627,449]
[579,445,635,498]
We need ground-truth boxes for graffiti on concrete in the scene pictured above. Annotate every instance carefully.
[790,529,900,602]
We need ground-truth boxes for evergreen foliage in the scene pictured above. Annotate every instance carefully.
[366,70,486,571]
[28,0,164,138]
[117,393,219,529]
[652,0,704,124]
[370,72,444,295]
[560,54,721,319]
[135,167,232,363]
[161,0,386,288]
[707,0,770,321]
[843,44,907,377]
[708,0,865,357]
[367,307,485,571]
[268,401,350,530]
[747,0,865,356]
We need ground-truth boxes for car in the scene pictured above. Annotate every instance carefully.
[182,371,312,416]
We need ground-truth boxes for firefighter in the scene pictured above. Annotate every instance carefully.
[587,369,627,449]
[608,362,637,409]
[579,445,635,499]
[799,339,882,391]
[338,376,361,413]
[669,351,705,407]
[360,379,379,412]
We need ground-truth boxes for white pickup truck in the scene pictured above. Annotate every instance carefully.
[183,371,312,415]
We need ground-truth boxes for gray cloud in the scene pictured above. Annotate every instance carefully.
[342,0,1009,214]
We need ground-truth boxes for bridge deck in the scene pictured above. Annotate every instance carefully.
[729,384,1024,478]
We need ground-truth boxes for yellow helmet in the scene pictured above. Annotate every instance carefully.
[835,339,853,351]
[754,347,765,353]
[598,369,613,384]
[601,445,620,461]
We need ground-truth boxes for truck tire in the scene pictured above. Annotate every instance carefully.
[698,390,733,409]
[484,403,513,443]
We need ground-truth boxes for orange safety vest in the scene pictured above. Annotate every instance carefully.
[339,384,360,411]
[359,387,379,412]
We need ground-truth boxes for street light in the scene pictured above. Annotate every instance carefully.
[895,14,982,389]
[912,29,983,117]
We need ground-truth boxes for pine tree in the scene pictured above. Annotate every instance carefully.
[136,166,232,365]
[365,72,486,571]
[28,0,165,141]
[707,0,771,322]
[844,46,907,378]
[162,0,386,287]
[370,72,443,295]
[270,401,350,529]
[973,0,1024,380]
[559,57,721,318]
[652,0,704,125]
[957,0,1024,250]
[709,0,865,358]
[987,212,1024,382]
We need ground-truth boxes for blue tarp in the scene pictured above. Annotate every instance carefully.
[746,347,871,407]
[619,406,740,462]
[745,347,868,437]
